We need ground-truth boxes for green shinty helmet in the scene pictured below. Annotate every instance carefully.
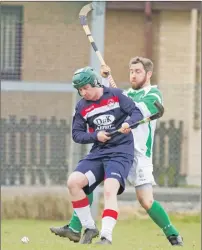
[72,67,99,89]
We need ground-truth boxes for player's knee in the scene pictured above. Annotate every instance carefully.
[138,197,154,210]
[136,184,154,210]
[67,172,86,190]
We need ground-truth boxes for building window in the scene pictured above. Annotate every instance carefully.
[1,6,23,80]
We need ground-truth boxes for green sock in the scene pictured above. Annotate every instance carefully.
[68,192,93,233]
[147,200,179,237]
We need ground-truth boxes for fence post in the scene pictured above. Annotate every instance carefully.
[28,116,37,184]
[8,115,17,185]
[168,120,179,186]
[19,118,27,185]
[0,118,7,185]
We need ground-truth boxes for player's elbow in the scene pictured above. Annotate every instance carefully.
[72,135,80,143]
[72,131,81,143]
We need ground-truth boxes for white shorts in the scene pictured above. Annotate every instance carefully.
[127,151,156,187]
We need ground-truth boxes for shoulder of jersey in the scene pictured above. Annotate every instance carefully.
[149,85,162,94]
[76,98,85,110]
[108,87,123,95]
[150,85,160,91]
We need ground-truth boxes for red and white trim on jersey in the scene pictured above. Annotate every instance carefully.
[81,96,120,120]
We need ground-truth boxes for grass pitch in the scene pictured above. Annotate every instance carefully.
[2,216,200,250]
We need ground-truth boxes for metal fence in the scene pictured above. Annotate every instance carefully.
[153,120,184,187]
[0,115,184,187]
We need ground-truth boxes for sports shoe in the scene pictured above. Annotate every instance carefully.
[50,224,81,242]
[167,235,183,246]
[80,227,99,244]
[95,237,112,245]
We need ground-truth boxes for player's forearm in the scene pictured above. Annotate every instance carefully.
[72,130,98,144]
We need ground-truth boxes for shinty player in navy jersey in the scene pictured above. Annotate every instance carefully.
[66,66,143,245]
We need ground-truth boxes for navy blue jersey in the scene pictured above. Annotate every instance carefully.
[72,87,143,158]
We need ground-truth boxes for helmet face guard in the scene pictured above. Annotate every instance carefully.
[72,67,100,90]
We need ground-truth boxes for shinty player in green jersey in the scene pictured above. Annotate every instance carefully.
[50,57,183,246]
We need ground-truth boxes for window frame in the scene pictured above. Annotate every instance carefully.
[1,5,23,80]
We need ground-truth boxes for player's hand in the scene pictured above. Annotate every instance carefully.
[97,131,111,142]
[119,122,131,134]
[100,65,111,78]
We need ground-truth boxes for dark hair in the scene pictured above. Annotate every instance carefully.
[129,56,153,72]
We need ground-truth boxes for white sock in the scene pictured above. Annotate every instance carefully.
[100,209,118,242]
[72,197,95,229]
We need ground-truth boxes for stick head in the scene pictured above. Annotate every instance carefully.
[79,3,93,17]
[150,101,164,120]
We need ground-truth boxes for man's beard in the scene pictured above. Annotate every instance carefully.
[132,74,147,90]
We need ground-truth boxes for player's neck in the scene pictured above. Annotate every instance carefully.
[92,88,104,101]
[141,81,151,89]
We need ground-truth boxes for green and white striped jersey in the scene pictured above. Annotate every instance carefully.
[127,85,163,157]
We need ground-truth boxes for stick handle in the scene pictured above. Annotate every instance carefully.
[81,23,117,88]
[108,117,152,136]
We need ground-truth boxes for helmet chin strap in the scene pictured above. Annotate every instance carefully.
[77,89,82,97]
